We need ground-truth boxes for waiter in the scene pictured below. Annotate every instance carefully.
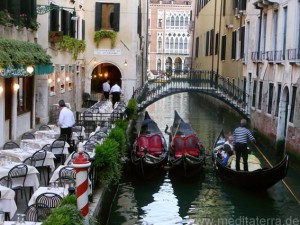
[57,99,75,152]
[110,82,122,108]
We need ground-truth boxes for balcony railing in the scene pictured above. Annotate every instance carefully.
[287,49,300,63]
[266,50,283,63]
[165,49,189,55]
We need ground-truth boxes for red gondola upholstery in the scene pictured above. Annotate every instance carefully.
[185,135,199,157]
[172,136,185,158]
[137,135,148,156]
[148,134,163,156]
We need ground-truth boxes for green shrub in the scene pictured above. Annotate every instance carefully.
[60,194,77,206]
[115,119,129,131]
[42,205,83,225]
[108,127,126,155]
[94,139,121,187]
[126,98,138,120]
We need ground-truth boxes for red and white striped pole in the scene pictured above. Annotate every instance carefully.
[72,142,91,219]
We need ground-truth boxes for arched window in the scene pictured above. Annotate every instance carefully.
[157,59,161,71]
[184,38,188,50]
[175,16,180,27]
[180,16,184,28]
[179,38,183,49]
[166,37,170,49]
[166,17,170,28]
[158,37,162,49]
[170,37,174,50]
[171,16,175,27]
[184,16,189,27]
[175,37,179,50]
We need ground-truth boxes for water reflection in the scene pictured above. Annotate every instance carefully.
[107,93,300,225]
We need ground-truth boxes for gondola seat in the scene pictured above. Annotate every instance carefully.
[137,135,149,156]
[147,134,163,156]
[172,136,185,158]
[185,135,199,157]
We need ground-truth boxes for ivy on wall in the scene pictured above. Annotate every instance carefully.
[94,30,117,48]
[56,36,86,60]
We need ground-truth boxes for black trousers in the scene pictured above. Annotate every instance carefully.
[111,92,121,107]
[60,127,74,153]
[234,143,248,171]
[104,91,110,100]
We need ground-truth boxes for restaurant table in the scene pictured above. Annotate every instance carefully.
[0,185,17,218]
[0,148,56,172]
[20,139,69,155]
[28,186,68,206]
[4,222,42,225]
[0,162,40,191]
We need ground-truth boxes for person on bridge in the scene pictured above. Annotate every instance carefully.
[233,119,256,171]
[103,79,111,100]
[110,82,122,108]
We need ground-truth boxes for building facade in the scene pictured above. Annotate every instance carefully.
[149,0,192,78]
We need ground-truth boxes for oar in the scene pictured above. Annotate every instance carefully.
[253,143,300,204]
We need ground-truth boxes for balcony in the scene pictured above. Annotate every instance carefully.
[253,0,280,9]
[266,50,283,64]
[251,51,265,63]
[165,49,189,55]
[287,49,300,65]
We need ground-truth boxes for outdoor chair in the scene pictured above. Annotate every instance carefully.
[36,192,63,208]
[39,125,51,131]
[21,132,35,140]
[31,149,48,185]
[83,140,97,152]
[72,124,84,142]
[55,176,76,189]
[24,203,51,222]
[3,141,20,150]
[0,176,12,187]
[59,166,76,180]
[50,138,66,165]
[8,164,28,204]
[42,144,51,152]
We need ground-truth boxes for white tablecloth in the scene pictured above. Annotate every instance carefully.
[0,162,40,191]
[0,148,56,172]
[28,186,68,206]
[0,185,17,218]
[34,130,60,139]
[4,222,42,225]
[20,139,69,155]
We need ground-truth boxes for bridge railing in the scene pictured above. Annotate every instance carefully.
[133,70,249,117]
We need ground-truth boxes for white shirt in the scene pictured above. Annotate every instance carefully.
[110,84,122,93]
[103,82,110,92]
[58,107,75,128]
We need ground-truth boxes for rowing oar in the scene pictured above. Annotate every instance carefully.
[253,143,300,204]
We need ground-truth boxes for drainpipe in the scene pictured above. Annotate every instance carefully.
[255,4,263,79]
[216,0,223,87]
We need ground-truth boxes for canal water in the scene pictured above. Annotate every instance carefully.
[107,93,300,225]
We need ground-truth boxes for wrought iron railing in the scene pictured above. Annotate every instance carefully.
[133,70,250,118]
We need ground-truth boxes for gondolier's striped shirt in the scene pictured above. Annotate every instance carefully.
[233,127,255,145]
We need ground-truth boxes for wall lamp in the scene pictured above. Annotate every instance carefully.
[124,60,128,66]
[0,86,3,94]
[13,83,20,91]
[26,65,34,74]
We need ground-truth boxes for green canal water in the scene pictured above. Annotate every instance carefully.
[107,93,300,225]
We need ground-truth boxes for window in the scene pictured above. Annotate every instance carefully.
[158,37,162,50]
[282,7,287,60]
[215,33,219,55]
[158,18,163,28]
[258,81,263,110]
[252,80,257,107]
[205,31,209,56]
[267,83,274,114]
[17,76,34,115]
[275,84,281,117]
[157,59,161,71]
[240,26,245,58]
[261,14,267,54]
[61,9,76,37]
[195,37,199,58]
[289,86,297,123]
[223,0,226,16]
[82,20,85,40]
[272,10,278,51]
[50,4,59,31]
[210,29,214,55]
[232,30,237,59]
[95,3,120,31]
[221,35,226,60]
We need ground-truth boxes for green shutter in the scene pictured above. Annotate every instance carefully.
[95,2,101,31]
[137,5,141,36]
[113,3,120,31]
[50,4,59,31]
[8,0,20,26]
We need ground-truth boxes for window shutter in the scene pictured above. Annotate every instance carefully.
[8,0,21,25]
[137,5,141,36]
[70,19,76,38]
[50,4,59,31]
[82,20,85,40]
[20,0,31,27]
[221,35,226,60]
[95,2,101,31]
[113,3,120,31]
[61,10,70,35]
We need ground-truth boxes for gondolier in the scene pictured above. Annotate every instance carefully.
[233,119,256,171]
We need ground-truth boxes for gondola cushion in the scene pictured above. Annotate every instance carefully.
[137,134,163,156]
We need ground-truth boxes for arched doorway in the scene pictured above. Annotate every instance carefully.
[165,57,172,77]
[276,85,289,156]
[90,63,122,100]
[174,57,182,75]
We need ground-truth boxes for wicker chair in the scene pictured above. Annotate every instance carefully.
[24,203,51,222]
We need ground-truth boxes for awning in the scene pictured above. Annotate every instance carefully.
[34,64,54,75]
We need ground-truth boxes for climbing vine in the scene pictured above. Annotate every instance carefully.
[94,30,117,48]
[56,36,86,60]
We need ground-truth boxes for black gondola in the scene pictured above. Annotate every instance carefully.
[213,128,289,189]
[166,110,206,178]
[130,111,168,179]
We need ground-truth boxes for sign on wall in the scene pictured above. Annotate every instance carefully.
[94,49,121,55]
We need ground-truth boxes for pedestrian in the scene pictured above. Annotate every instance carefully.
[57,99,75,153]
[224,135,234,155]
[102,79,110,100]
[233,119,256,171]
[110,82,122,108]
